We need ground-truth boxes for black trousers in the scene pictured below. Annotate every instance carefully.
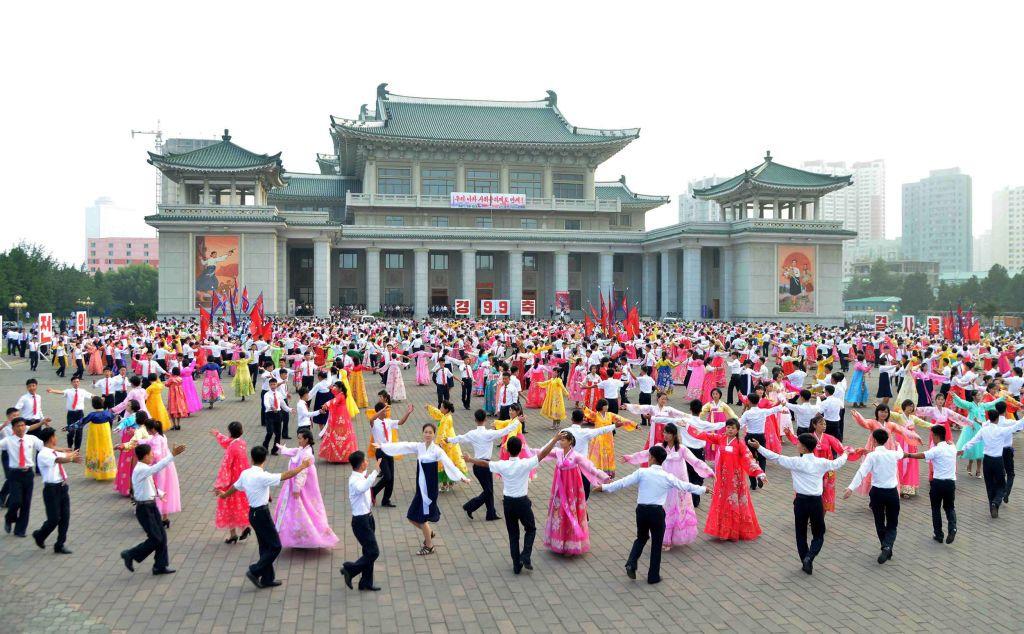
[4,469,34,535]
[263,411,282,451]
[824,420,841,442]
[498,405,511,421]
[746,432,766,488]
[280,410,290,439]
[868,486,900,549]
[72,360,84,380]
[0,450,9,506]
[1003,447,1015,499]
[435,383,450,407]
[301,375,315,391]
[727,375,743,404]
[346,513,379,588]
[66,411,84,450]
[249,505,281,584]
[56,357,66,377]
[838,408,846,442]
[126,502,169,570]
[371,450,395,504]
[606,397,619,414]
[685,446,705,507]
[503,495,536,567]
[464,464,497,519]
[627,504,666,583]
[929,479,956,538]
[793,493,825,562]
[101,394,116,409]
[29,351,38,371]
[983,454,1007,507]
[461,377,473,409]
[37,482,70,547]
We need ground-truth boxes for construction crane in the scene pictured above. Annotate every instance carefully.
[132,121,164,208]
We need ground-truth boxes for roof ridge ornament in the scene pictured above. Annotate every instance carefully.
[764,149,772,162]
[222,129,231,142]
[377,83,389,101]
[545,89,557,107]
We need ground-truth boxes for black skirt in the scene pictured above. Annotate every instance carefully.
[312,389,332,426]
[876,374,892,398]
[408,460,441,524]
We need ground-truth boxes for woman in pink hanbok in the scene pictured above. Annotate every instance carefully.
[274,430,339,549]
[411,349,432,386]
[198,361,223,408]
[179,361,203,414]
[112,402,144,497]
[379,353,409,402]
[542,430,609,555]
[684,354,707,401]
[525,363,551,409]
[671,344,690,385]
[567,360,586,406]
[623,423,714,548]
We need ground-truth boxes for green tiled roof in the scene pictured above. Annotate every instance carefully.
[332,86,639,146]
[269,174,360,201]
[595,177,669,210]
[693,151,851,199]
[149,130,283,172]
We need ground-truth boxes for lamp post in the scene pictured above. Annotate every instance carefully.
[76,297,95,309]
[8,295,27,323]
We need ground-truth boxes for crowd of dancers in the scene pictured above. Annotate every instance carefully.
[2,316,1024,588]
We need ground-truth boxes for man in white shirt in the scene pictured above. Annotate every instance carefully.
[749,435,848,575]
[261,378,292,455]
[341,450,381,591]
[787,390,819,432]
[844,428,904,563]
[218,445,310,588]
[432,362,454,408]
[564,409,626,499]
[904,424,958,543]
[451,408,521,521]
[597,374,625,414]
[465,433,558,574]
[47,377,92,450]
[2,418,46,536]
[817,385,844,441]
[960,409,1024,517]
[15,378,49,436]
[32,427,80,554]
[595,444,708,584]
[369,403,413,507]
[496,373,520,425]
[120,442,186,575]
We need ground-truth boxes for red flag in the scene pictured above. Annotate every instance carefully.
[627,306,640,337]
[248,294,264,338]
[588,302,600,325]
[598,290,607,332]
[261,319,273,342]
[584,315,594,337]
[199,307,211,341]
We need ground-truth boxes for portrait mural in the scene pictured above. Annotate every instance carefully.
[195,235,239,308]
[777,245,815,314]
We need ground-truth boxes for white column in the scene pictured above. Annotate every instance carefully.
[660,250,677,318]
[543,166,553,198]
[508,250,523,317]
[814,197,822,220]
[414,248,428,318]
[276,236,287,314]
[365,247,380,314]
[364,161,377,194]
[598,252,614,305]
[313,238,331,317]
[554,250,569,313]
[456,162,466,191]
[584,169,595,200]
[641,252,657,316]
[682,245,702,320]
[720,246,733,320]
[461,249,476,316]
[412,160,421,195]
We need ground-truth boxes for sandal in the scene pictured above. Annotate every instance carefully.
[417,546,435,556]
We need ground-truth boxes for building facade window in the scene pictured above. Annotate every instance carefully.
[421,167,455,195]
[564,219,582,231]
[553,172,585,199]
[298,287,313,303]
[520,218,538,230]
[377,167,412,195]
[568,290,582,310]
[430,254,448,270]
[384,253,404,269]
[338,287,358,304]
[430,216,450,228]
[339,252,358,269]
[568,253,582,272]
[475,216,493,229]
[185,184,203,204]
[466,168,499,193]
[523,254,537,270]
[385,215,405,227]
[476,254,493,270]
[510,170,542,197]
[384,288,404,304]
[300,256,313,269]
[620,213,631,226]
[613,254,624,273]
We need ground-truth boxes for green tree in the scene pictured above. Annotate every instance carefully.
[865,259,898,296]
[899,273,933,315]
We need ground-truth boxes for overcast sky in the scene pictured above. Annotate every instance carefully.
[3,1,1021,264]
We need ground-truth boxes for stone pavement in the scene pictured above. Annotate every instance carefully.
[1,355,1023,633]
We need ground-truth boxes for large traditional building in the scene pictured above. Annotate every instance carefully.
[146,85,855,323]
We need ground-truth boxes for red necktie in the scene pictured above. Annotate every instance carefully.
[105,381,110,396]
[19,439,26,468]
[273,393,279,411]
[58,460,66,481]
[32,397,37,416]
[72,389,79,410]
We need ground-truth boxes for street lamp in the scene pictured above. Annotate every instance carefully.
[76,297,95,309]
[8,295,27,323]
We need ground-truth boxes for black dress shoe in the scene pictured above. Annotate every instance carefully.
[946,529,957,544]
[120,550,135,572]
[54,546,72,555]
[342,566,354,589]
[246,570,263,588]
[264,580,282,587]
[877,547,892,564]
[381,502,396,508]
[485,515,501,521]
[282,436,292,440]
[32,532,45,549]
[464,508,473,520]
[359,586,382,591]
[625,565,637,580]
[513,562,522,575]
[14,532,26,538]
[991,504,999,519]
[801,556,813,575]
[4,521,11,534]
[933,535,944,543]
[153,568,176,575]
[1004,493,1010,504]
[523,561,533,571]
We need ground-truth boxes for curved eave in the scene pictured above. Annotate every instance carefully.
[147,163,286,188]
[693,179,850,201]
[343,227,646,244]
[330,123,638,151]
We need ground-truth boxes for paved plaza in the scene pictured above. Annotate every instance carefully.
[1,357,1023,634]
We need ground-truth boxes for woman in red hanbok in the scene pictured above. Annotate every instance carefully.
[850,406,908,496]
[318,382,359,463]
[688,419,763,541]
[525,363,551,409]
[210,423,251,543]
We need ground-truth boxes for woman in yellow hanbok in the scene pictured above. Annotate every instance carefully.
[428,403,466,490]
[584,401,636,476]
[81,396,117,480]
[145,378,172,431]
[225,353,255,400]
[337,369,361,419]
[537,376,569,427]
[348,364,369,409]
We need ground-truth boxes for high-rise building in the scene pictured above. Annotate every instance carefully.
[974,230,994,272]
[678,176,726,222]
[86,237,159,273]
[901,168,972,273]
[803,159,885,276]
[991,186,1024,272]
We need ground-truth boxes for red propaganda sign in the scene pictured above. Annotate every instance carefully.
[926,315,941,336]
[454,299,470,316]
[554,291,570,312]
[874,314,889,332]
[480,299,510,316]
[75,311,88,334]
[901,316,915,332]
[521,299,536,316]
[38,313,53,345]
